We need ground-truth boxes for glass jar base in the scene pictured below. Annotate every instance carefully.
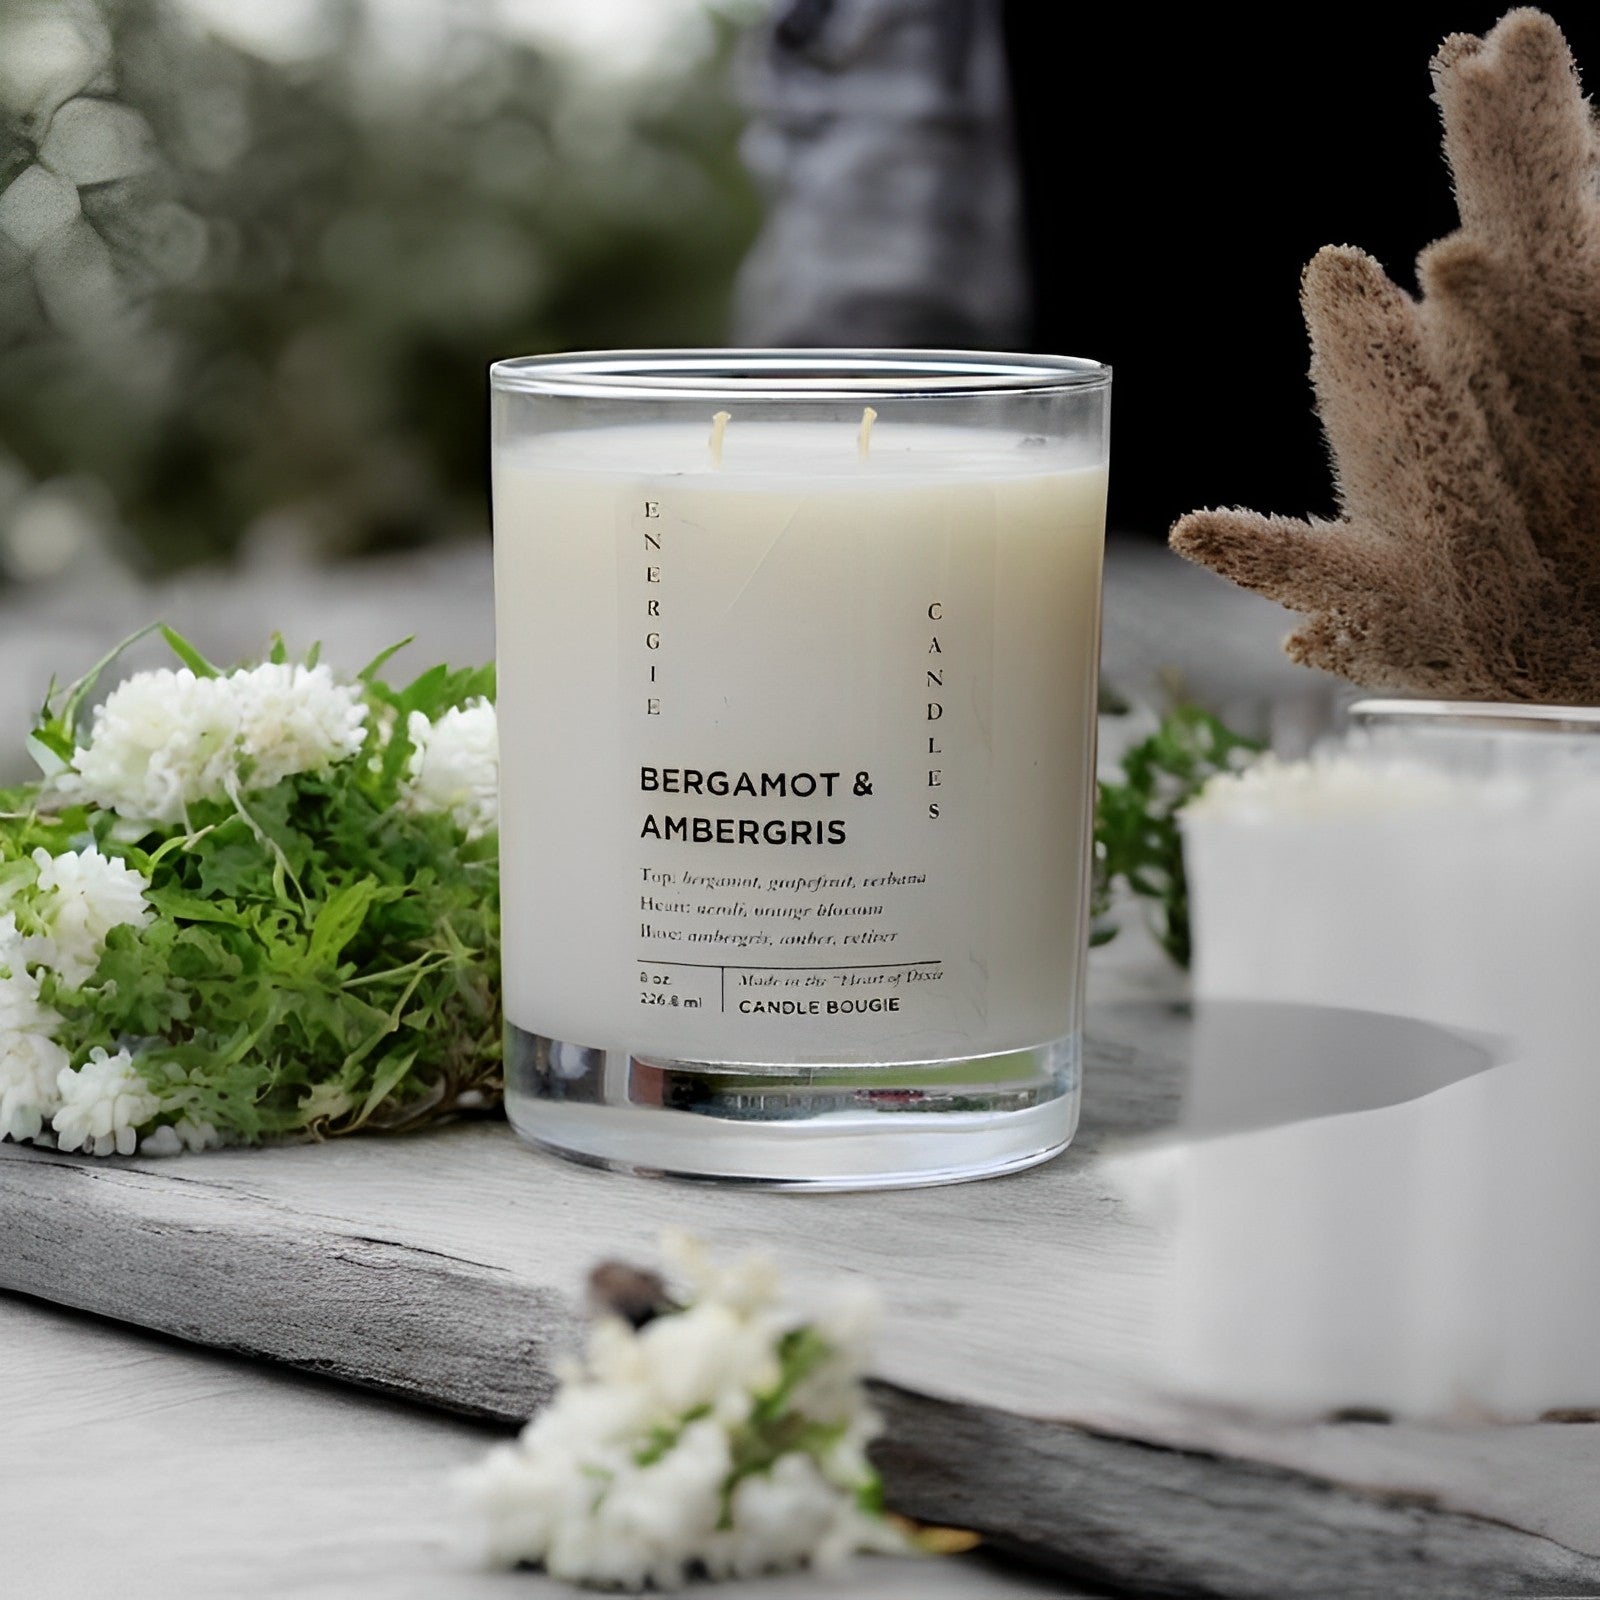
[503,1026,1081,1190]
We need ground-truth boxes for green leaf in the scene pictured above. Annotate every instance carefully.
[353,1047,419,1124]
[393,661,494,719]
[35,621,162,747]
[94,922,191,1032]
[26,729,72,775]
[146,888,247,927]
[309,879,378,966]
[159,625,221,678]
[358,637,414,684]
[0,856,38,900]
[856,1474,885,1515]
[633,1403,712,1467]
[168,923,245,983]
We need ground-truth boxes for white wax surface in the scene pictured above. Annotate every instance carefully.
[502,420,1098,484]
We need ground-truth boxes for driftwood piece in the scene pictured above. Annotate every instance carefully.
[5,990,1600,1596]
[0,1147,575,1421]
[871,1388,1600,1599]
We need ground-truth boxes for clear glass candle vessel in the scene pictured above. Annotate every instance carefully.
[490,350,1110,1188]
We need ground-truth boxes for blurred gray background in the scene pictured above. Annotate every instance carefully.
[0,0,1336,781]
[0,0,767,768]
[0,0,762,582]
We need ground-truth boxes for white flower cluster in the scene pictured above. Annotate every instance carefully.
[63,662,369,824]
[456,1236,904,1590]
[402,699,499,840]
[1,648,499,1162]
[0,848,179,1153]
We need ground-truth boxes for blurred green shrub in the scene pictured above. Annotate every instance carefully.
[0,0,761,577]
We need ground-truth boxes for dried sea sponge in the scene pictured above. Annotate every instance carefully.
[1171,9,1600,703]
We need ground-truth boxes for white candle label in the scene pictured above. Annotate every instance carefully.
[622,485,994,1062]
[494,427,1105,1070]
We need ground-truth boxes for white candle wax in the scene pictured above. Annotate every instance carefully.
[493,419,1106,1067]
[1139,749,1600,1417]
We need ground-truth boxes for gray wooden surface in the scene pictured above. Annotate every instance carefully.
[2,1294,1065,1600]
[5,958,1600,1597]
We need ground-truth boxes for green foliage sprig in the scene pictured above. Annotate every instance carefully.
[1092,706,1263,968]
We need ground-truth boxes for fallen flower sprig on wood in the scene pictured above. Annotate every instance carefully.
[454,1235,947,1590]
[0,626,499,1155]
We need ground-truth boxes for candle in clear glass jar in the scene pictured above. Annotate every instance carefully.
[491,352,1109,1188]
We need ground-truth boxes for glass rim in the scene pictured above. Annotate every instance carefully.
[489,348,1111,401]
[1350,698,1600,733]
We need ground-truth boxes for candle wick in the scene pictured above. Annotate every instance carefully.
[857,406,878,459]
[709,410,731,467]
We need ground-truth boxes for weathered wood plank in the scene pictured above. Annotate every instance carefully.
[871,1387,1600,1599]
[0,1151,576,1421]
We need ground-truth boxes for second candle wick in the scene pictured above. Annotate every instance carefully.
[709,410,731,467]
[858,406,878,459]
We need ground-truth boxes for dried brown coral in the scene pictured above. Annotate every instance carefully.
[1171,9,1600,703]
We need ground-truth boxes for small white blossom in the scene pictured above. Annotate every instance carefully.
[461,1442,588,1575]
[138,1124,183,1158]
[63,667,242,823]
[708,1451,905,1580]
[630,1298,781,1424]
[0,915,50,1029]
[570,1416,731,1589]
[231,661,368,789]
[0,913,69,1143]
[792,1281,884,1425]
[29,846,151,987]
[139,1117,224,1157]
[403,699,498,839]
[456,1238,904,1590]
[663,1231,785,1317]
[53,1046,160,1157]
[0,1029,70,1144]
